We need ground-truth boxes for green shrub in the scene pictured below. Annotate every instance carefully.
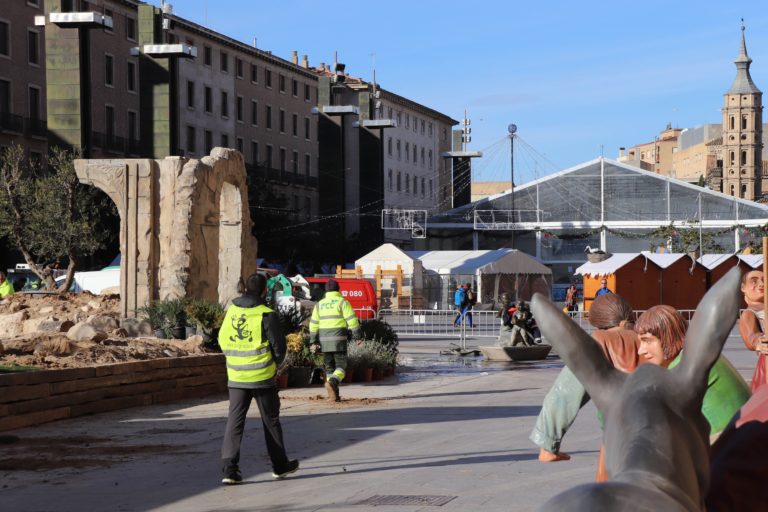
[138,298,188,338]
[360,319,399,355]
[348,340,395,371]
[185,299,226,335]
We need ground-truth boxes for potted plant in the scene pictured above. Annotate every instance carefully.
[138,301,168,339]
[185,299,226,346]
[158,298,188,339]
[284,332,316,387]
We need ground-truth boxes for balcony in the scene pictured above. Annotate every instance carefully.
[0,112,24,134]
[91,132,139,156]
[244,164,318,189]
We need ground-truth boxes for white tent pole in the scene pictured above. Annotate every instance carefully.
[494,273,500,303]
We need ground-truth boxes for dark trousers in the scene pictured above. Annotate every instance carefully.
[221,386,289,472]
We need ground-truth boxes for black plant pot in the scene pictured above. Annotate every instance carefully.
[171,325,186,340]
[154,328,167,339]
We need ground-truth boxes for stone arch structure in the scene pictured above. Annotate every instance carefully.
[74,148,258,317]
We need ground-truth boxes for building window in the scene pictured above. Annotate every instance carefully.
[388,169,393,191]
[105,105,115,137]
[742,115,748,130]
[304,197,311,219]
[220,50,228,73]
[730,184,735,196]
[292,79,298,97]
[304,117,310,140]
[187,126,196,153]
[741,150,747,165]
[413,145,417,162]
[421,177,426,197]
[251,63,258,83]
[405,173,410,193]
[421,147,425,166]
[204,86,212,113]
[236,137,243,153]
[279,109,285,133]
[125,16,136,41]
[0,21,9,57]
[304,83,310,101]
[730,151,735,165]
[265,69,272,88]
[236,58,243,78]
[292,113,298,136]
[266,145,273,168]
[104,9,114,33]
[405,114,410,129]
[127,61,136,92]
[421,120,425,134]
[205,130,213,153]
[251,100,258,125]
[203,46,212,66]
[28,30,39,66]
[221,133,229,148]
[428,122,433,137]
[405,143,410,162]
[128,111,137,142]
[28,86,40,120]
[428,150,433,169]
[236,96,243,122]
[305,154,311,177]
[430,179,433,198]
[186,80,195,108]
[279,74,286,92]
[221,91,229,118]
[266,105,272,129]
[730,116,735,130]
[396,112,401,126]
[292,150,298,173]
[396,140,401,160]
[742,184,747,198]
[251,141,259,164]
[387,138,392,155]
[397,171,401,191]
[279,148,286,171]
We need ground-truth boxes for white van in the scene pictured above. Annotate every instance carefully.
[56,269,120,294]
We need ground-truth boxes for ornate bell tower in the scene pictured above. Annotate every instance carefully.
[722,20,763,201]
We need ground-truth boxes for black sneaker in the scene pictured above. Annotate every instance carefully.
[221,468,242,485]
[272,459,299,479]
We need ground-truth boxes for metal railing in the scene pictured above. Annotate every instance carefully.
[377,308,501,339]
[0,112,24,133]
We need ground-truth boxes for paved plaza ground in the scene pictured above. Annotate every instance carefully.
[0,332,757,512]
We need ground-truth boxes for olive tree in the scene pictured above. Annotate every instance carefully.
[0,144,117,291]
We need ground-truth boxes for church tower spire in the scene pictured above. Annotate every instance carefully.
[722,19,764,201]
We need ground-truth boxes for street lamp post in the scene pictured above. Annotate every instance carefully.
[508,124,517,246]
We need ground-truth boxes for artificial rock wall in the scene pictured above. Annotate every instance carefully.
[74,148,257,317]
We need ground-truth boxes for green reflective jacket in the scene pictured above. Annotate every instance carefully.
[0,279,14,299]
[309,291,361,352]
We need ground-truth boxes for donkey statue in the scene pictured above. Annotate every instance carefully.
[530,267,742,511]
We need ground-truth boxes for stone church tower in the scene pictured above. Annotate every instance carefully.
[722,22,764,201]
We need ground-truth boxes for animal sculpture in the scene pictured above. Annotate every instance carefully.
[530,267,742,511]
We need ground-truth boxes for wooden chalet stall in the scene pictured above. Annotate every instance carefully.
[576,254,663,312]
[642,253,707,311]
[698,254,741,289]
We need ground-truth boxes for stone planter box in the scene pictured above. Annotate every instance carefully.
[0,354,227,432]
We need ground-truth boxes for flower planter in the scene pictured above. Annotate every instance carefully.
[276,373,289,389]
[287,366,313,387]
[361,367,373,382]
[342,369,355,383]
[384,367,395,377]
[373,369,384,380]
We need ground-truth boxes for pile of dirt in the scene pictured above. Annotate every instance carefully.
[0,293,209,370]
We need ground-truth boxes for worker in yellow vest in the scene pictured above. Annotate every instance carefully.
[0,271,14,303]
[309,279,362,402]
[218,273,299,485]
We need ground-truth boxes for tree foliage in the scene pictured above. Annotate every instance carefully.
[0,144,118,291]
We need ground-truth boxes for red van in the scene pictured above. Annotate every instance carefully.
[306,278,378,319]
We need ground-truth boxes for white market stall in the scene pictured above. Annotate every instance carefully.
[406,249,552,308]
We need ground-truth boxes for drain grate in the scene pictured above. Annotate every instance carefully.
[356,495,457,507]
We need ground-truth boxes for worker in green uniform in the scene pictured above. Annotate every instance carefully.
[309,279,362,402]
[0,271,15,303]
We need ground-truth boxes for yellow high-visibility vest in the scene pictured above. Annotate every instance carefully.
[309,291,361,352]
[218,304,276,385]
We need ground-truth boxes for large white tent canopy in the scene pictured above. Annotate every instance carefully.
[407,249,551,276]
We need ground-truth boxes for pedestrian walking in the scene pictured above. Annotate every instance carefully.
[308,279,362,401]
[219,273,299,485]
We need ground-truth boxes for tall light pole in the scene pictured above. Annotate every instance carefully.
[508,124,517,246]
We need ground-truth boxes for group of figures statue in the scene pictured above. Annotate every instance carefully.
[496,293,541,347]
[522,267,768,511]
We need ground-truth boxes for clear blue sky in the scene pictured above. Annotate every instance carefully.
[153,0,768,185]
